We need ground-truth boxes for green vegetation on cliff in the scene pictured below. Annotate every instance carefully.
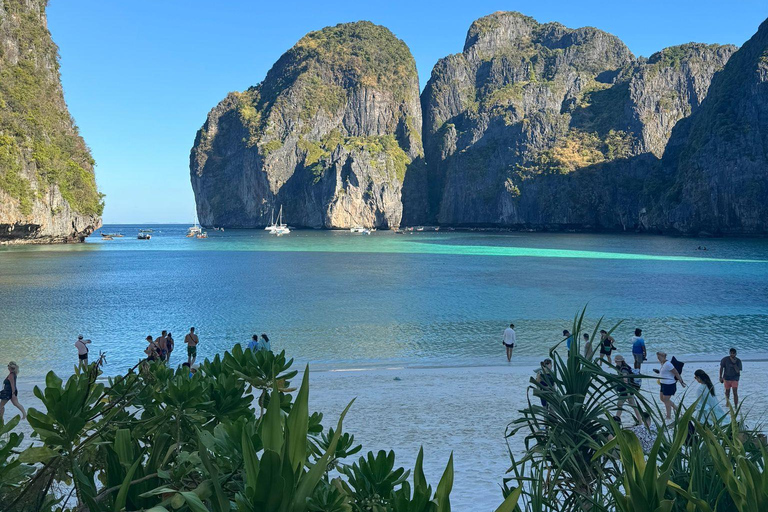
[299,131,411,184]
[232,21,418,146]
[0,0,103,217]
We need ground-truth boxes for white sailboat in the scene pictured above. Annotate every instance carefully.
[265,209,277,233]
[270,206,290,236]
[187,208,202,237]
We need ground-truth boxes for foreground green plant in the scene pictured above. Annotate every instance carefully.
[505,306,768,512]
[0,347,455,512]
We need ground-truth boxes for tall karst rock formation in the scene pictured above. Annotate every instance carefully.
[651,17,768,234]
[192,11,766,235]
[417,11,736,230]
[0,0,102,243]
[190,21,423,229]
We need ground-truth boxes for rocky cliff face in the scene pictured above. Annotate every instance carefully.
[190,21,423,229]
[416,11,736,229]
[0,0,102,243]
[647,18,768,234]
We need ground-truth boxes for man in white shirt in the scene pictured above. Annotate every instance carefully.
[75,335,91,368]
[503,323,517,362]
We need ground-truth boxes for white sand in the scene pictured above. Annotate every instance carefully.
[4,359,766,511]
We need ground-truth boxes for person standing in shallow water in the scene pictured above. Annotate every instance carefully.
[166,332,175,363]
[0,362,26,420]
[184,327,199,366]
[155,330,168,362]
[74,334,91,368]
[719,347,743,408]
[502,323,516,362]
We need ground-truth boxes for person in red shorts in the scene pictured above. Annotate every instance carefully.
[719,347,743,408]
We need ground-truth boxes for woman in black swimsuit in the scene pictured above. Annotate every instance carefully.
[0,361,26,420]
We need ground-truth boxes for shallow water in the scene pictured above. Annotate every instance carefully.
[1,226,767,379]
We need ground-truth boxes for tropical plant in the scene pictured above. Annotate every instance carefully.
[0,345,456,512]
[505,307,652,510]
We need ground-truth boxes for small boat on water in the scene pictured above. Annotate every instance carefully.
[196,232,208,239]
[101,232,123,238]
[350,226,366,233]
[269,206,290,236]
[101,235,114,240]
[187,210,202,237]
[138,233,151,240]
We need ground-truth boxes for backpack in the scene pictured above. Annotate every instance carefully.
[671,357,684,375]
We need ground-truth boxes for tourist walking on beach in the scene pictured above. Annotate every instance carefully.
[631,329,646,370]
[614,355,641,424]
[0,362,26,420]
[184,327,199,366]
[503,323,516,362]
[75,334,91,368]
[657,351,686,422]
[719,348,742,408]
[627,411,658,454]
[694,369,728,425]
[583,333,594,359]
[563,330,572,353]
[535,359,554,408]
[599,330,616,365]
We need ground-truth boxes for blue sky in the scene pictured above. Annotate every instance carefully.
[47,1,767,224]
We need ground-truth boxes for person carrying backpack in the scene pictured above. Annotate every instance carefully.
[614,355,641,424]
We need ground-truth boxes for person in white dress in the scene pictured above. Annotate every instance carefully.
[693,369,729,426]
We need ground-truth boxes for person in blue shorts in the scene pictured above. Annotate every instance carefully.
[631,328,646,370]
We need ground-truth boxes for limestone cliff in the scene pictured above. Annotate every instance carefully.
[416,11,735,229]
[647,18,768,234]
[0,0,102,243]
[190,21,423,229]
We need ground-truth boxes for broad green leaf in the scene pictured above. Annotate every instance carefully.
[114,455,142,512]
[18,446,58,464]
[286,366,310,472]
[291,399,355,512]
[262,384,283,454]
[434,452,453,512]
[180,491,210,512]
[495,485,523,512]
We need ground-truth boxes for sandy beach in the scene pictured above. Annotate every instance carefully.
[5,357,765,511]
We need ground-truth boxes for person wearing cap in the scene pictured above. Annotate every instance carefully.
[74,335,91,368]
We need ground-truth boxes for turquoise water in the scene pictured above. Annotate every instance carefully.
[1,225,767,379]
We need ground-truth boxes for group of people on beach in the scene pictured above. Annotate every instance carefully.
[505,323,744,427]
[0,327,278,421]
[143,328,200,367]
